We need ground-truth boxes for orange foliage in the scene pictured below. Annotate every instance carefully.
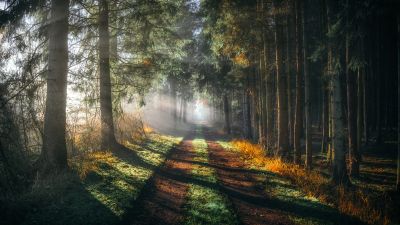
[231,140,327,196]
[233,52,250,67]
[115,113,149,144]
[231,139,392,225]
[143,124,154,134]
[142,58,152,67]
[69,151,116,180]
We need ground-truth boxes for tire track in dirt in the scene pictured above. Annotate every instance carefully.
[123,132,196,225]
[204,131,294,225]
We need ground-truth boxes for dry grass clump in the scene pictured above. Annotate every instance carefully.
[69,151,117,180]
[71,124,102,152]
[115,112,151,144]
[230,139,394,225]
[231,140,329,199]
[67,112,152,153]
[337,186,387,224]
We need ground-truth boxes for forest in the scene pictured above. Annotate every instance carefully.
[0,0,399,224]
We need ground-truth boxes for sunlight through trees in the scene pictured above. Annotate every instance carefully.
[0,0,398,224]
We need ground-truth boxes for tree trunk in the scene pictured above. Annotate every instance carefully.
[251,68,259,141]
[363,55,369,145]
[327,81,333,165]
[223,93,231,134]
[286,0,294,150]
[259,48,267,147]
[345,0,359,177]
[321,80,329,153]
[263,27,274,152]
[179,97,184,121]
[41,0,69,173]
[320,0,330,154]
[245,83,252,139]
[293,0,303,164]
[274,0,289,158]
[396,14,399,192]
[260,0,268,150]
[357,68,363,158]
[99,0,117,150]
[303,0,312,169]
[183,100,187,123]
[361,33,369,146]
[242,90,246,136]
[327,0,349,185]
[376,20,382,144]
[331,68,349,185]
[170,77,177,122]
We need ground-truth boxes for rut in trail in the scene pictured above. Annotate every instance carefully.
[123,133,196,225]
[204,131,294,225]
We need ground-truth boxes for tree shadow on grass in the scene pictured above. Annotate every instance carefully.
[117,125,365,225]
[128,139,172,157]
[202,126,365,224]
[112,143,157,171]
[2,134,184,225]
[1,172,120,225]
[157,160,365,225]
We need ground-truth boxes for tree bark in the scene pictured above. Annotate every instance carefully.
[259,44,267,147]
[252,68,260,141]
[41,0,69,173]
[345,0,360,177]
[396,14,399,192]
[223,93,231,134]
[303,0,312,169]
[363,50,369,145]
[331,69,349,184]
[183,100,187,123]
[357,68,363,159]
[376,20,382,144]
[321,80,329,153]
[169,77,177,122]
[327,0,349,185]
[293,0,303,164]
[286,0,294,150]
[274,0,289,158]
[264,27,274,152]
[99,0,117,150]
[245,83,253,139]
[320,0,330,154]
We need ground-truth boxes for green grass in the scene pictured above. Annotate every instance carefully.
[183,129,239,225]
[2,134,181,225]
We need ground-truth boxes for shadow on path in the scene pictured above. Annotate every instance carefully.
[203,128,366,225]
[120,131,197,225]
[118,125,366,225]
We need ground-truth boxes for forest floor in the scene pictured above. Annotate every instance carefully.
[122,125,365,225]
[2,124,397,225]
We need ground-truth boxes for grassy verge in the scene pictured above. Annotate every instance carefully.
[1,134,181,225]
[183,130,239,225]
[219,139,397,225]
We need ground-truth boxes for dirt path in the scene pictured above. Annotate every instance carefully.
[205,140,294,225]
[125,127,295,225]
[124,126,353,225]
[123,134,196,225]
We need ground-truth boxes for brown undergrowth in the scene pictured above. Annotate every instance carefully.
[230,140,397,225]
